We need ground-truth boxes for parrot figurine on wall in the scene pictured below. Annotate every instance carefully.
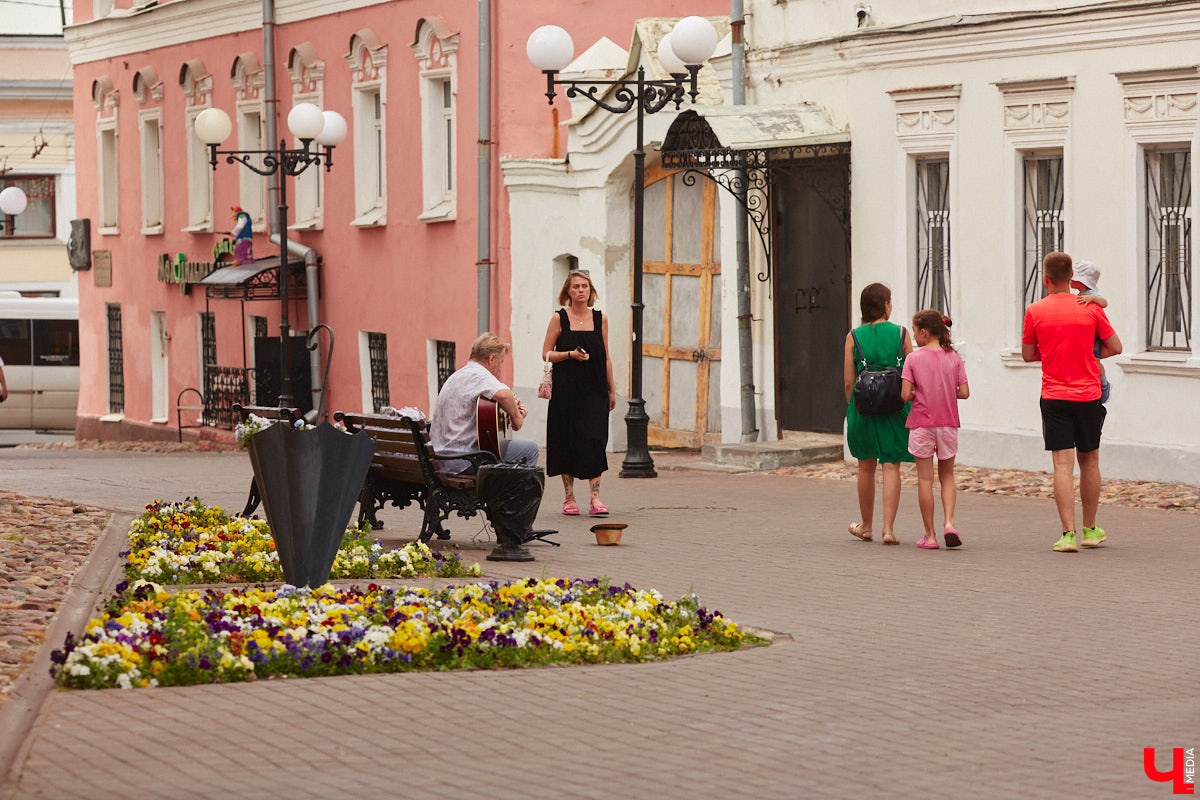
[231,206,253,265]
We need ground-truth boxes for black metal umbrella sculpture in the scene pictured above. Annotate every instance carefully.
[246,421,375,587]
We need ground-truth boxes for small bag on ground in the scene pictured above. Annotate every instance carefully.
[537,362,553,400]
[851,328,906,416]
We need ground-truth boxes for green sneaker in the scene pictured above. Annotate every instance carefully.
[1081,526,1107,547]
[1053,531,1079,553]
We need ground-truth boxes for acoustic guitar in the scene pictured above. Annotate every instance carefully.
[476,396,511,460]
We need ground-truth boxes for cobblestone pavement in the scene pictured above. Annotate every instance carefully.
[1,447,1197,799]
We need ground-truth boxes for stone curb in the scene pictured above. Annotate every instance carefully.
[0,509,133,794]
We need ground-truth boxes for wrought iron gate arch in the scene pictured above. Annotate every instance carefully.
[660,108,851,283]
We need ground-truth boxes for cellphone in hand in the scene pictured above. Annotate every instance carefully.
[576,346,587,355]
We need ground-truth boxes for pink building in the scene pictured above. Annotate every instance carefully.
[64,0,725,441]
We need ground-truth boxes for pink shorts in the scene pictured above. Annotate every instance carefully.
[908,426,959,459]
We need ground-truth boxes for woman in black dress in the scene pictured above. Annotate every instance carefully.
[541,269,616,516]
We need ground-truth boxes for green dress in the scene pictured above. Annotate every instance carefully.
[846,321,913,463]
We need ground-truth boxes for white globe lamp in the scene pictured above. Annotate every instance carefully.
[670,16,719,65]
[287,103,325,140]
[657,33,687,75]
[315,110,348,146]
[0,186,28,216]
[194,107,232,145]
[526,25,574,72]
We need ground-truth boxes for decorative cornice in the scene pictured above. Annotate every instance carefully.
[996,76,1074,132]
[890,85,960,139]
[1116,66,1200,124]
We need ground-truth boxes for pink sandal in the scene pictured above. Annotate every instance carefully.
[588,499,609,516]
[562,498,580,516]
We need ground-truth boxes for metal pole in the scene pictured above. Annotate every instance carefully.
[731,0,758,443]
[620,66,656,478]
[476,0,492,334]
[277,139,292,408]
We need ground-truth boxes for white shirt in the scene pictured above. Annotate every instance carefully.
[429,360,507,472]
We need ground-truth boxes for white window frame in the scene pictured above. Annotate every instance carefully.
[288,48,325,231]
[412,19,459,223]
[138,109,164,234]
[889,85,959,323]
[348,34,388,228]
[995,77,1073,359]
[180,64,214,233]
[96,115,119,234]
[233,56,267,230]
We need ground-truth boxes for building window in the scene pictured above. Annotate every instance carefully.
[139,112,164,232]
[180,61,213,232]
[412,18,459,222]
[106,304,124,414]
[200,312,216,388]
[916,159,950,314]
[233,55,267,229]
[97,119,119,231]
[436,340,456,391]
[1021,154,1065,318]
[368,331,389,412]
[288,45,325,230]
[0,176,55,238]
[1145,148,1192,350]
[348,32,387,227]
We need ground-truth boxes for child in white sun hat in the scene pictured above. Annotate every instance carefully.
[1071,260,1111,404]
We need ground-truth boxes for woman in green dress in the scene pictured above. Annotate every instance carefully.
[844,283,913,545]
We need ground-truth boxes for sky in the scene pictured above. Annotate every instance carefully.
[0,0,72,35]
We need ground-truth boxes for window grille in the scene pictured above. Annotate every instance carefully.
[1146,149,1192,350]
[916,159,951,314]
[436,340,456,392]
[1021,155,1065,320]
[254,316,268,339]
[368,332,390,412]
[106,304,124,414]
[200,312,216,388]
[203,366,249,429]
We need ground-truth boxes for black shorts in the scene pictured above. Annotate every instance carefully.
[1040,398,1106,453]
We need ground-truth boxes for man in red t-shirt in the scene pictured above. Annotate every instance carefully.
[1022,252,1122,553]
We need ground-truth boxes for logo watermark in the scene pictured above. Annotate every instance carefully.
[1145,748,1196,795]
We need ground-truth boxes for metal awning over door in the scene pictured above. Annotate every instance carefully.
[660,105,850,280]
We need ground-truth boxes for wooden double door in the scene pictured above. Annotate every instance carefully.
[641,163,722,448]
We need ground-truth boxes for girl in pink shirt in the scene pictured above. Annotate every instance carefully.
[901,311,970,549]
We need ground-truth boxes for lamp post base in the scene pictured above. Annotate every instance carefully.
[620,398,657,478]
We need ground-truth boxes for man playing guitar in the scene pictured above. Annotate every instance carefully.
[429,333,538,473]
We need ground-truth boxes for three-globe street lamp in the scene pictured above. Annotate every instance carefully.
[194,103,347,409]
[0,185,28,234]
[527,16,719,478]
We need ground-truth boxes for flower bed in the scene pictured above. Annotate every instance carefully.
[125,500,479,584]
[51,579,760,689]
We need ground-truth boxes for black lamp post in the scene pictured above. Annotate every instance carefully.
[194,104,346,408]
[527,17,718,478]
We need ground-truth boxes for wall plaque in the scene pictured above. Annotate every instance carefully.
[93,250,112,287]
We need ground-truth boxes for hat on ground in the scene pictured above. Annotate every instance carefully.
[1072,260,1100,292]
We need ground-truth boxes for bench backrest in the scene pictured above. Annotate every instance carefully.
[334,412,433,485]
[232,404,302,425]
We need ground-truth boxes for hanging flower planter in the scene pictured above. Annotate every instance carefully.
[245,421,375,587]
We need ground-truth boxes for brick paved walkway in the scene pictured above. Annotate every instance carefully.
[1,448,1196,799]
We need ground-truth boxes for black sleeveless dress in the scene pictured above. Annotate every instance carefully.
[546,308,609,480]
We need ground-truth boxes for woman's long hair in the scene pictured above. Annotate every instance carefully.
[859,283,891,324]
[912,309,954,351]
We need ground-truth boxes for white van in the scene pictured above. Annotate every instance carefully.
[0,297,80,430]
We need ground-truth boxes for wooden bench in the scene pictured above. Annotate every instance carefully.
[334,411,497,543]
[233,403,302,517]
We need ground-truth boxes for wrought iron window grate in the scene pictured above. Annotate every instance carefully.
[435,340,456,392]
[916,159,951,314]
[368,332,390,412]
[203,366,250,429]
[200,312,216,390]
[1022,155,1065,321]
[106,304,124,414]
[1146,149,1192,351]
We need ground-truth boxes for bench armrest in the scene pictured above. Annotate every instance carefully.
[431,449,498,469]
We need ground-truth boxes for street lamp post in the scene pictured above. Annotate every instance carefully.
[527,17,718,478]
[195,103,347,409]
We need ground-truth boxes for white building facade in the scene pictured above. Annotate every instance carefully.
[504,3,1200,484]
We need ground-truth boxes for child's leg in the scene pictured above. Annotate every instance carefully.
[938,456,957,531]
[856,459,877,532]
[915,456,936,542]
[881,461,901,542]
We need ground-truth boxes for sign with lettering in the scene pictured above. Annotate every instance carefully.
[157,240,236,285]
[93,250,112,287]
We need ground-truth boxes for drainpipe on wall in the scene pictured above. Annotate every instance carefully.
[732,0,759,443]
[271,234,323,418]
[476,0,493,334]
[263,0,322,418]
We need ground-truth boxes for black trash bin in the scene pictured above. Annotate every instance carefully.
[246,421,375,587]
[476,463,546,562]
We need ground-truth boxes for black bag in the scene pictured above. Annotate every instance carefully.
[851,327,906,416]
